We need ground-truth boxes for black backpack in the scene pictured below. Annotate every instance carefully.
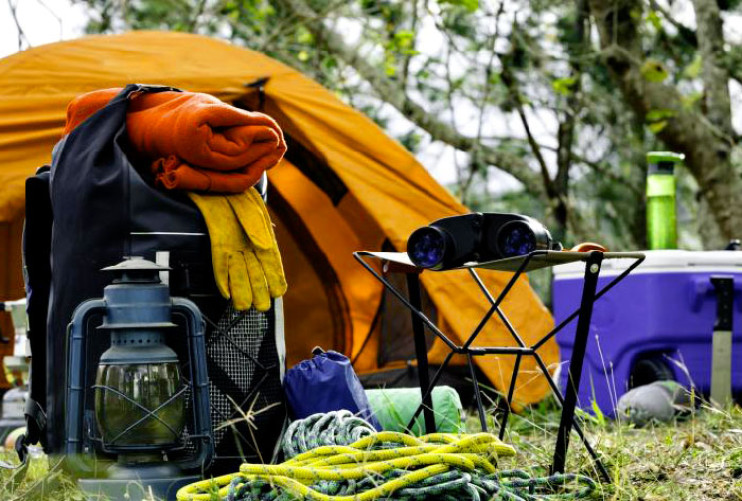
[23,84,286,472]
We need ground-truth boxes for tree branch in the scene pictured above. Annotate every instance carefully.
[501,60,554,197]
[691,0,734,137]
[6,0,29,51]
[270,0,546,199]
[725,45,742,86]
[648,0,697,47]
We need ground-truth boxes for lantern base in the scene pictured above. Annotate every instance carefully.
[79,473,200,501]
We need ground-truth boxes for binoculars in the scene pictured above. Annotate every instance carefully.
[406,213,561,270]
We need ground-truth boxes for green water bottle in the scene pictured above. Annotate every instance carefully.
[646,151,684,249]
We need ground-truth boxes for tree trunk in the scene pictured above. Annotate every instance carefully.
[589,0,742,243]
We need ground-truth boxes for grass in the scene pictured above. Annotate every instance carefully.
[2,400,741,500]
[488,398,742,500]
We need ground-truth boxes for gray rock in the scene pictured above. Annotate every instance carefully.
[616,381,691,426]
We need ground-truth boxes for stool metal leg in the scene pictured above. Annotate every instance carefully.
[552,251,603,475]
[406,273,436,434]
[498,353,521,440]
[466,353,488,431]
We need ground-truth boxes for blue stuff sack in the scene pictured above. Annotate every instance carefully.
[284,348,381,430]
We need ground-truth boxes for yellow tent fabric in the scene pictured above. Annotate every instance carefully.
[0,31,558,405]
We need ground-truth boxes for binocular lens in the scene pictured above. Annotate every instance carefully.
[497,222,537,258]
[407,227,446,268]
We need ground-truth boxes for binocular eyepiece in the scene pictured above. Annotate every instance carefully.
[406,213,560,270]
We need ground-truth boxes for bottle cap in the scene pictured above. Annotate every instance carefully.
[647,151,684,174]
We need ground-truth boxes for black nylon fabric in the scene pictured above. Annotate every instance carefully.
[22,167,52,447]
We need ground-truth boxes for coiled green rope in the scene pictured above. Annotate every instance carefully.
[282,410,377,459]
[178,426,596,501]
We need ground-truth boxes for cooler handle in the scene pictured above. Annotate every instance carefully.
[688,276,742,312]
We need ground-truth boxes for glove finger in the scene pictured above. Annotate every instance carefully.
[226,188,274,250]
[255,247,287,298]
[188,193,238,300]
[228,252,252,311]
[245,249,271,312]
[212,250,231,300]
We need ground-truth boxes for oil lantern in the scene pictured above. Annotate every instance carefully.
[65,257,213,501]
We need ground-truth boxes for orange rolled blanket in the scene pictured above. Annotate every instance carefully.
[63,88,286,193]
[152,156,265,193]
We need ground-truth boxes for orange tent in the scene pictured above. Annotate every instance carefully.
[0,31,558,405]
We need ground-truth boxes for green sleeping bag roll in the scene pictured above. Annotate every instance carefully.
[365,386,464,435]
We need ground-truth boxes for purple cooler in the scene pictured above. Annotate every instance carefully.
[553,250,742,415]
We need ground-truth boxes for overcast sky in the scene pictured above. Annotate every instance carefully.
[1,0,86,58]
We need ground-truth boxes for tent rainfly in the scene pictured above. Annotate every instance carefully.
[0,31,558,405]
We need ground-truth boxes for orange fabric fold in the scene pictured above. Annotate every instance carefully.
[63,88,120,135]
[63,88,286,192]
[152,156,264,193]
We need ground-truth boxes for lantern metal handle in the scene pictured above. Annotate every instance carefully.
[172,297,214,472]
[65,298,106,474]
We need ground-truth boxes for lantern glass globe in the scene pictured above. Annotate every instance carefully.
[94,361,185,448]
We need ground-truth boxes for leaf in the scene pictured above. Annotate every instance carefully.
[648,120,668,133]
[646,10,662,31]
[683,54,703,79]
[645,108,676,121]
[322,56,337,69]
[296,27,313,45]
[591,399,607,427]
[393,30,415,49]
[297,50,309,62]
[681,91,703,108]
[439,0,479,12]
[641,59,669,83]
[552,76,577,96]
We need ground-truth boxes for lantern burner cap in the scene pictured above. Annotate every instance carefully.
[102,256,170,284]
[102,256,170,272]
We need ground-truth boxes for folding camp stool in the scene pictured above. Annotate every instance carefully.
[354,249,645,482]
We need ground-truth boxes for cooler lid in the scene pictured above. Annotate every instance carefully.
[552,250,742,278]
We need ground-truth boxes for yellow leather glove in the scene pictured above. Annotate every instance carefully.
[188,189,287,311]
[225,188,287,301]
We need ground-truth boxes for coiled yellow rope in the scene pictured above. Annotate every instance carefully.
[177,432,516,501]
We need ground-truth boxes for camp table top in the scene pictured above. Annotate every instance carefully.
[354,249,646,483]
[362,250,646,272]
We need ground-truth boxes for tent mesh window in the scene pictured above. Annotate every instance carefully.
[202,302,285,470]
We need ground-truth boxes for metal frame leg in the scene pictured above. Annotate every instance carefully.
[498,353,521,440]
[552,251,603,474]
[406,273,436,434]
[466,353,488,431]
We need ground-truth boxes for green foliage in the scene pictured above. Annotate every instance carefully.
[645,10,662,31]
[438,0,478,13]
[75,0,735,250]
[552,76,577,96]
[397,130,423,153]
[645,108,676,133]
[641,59,670,83]
[683,54,703,79]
